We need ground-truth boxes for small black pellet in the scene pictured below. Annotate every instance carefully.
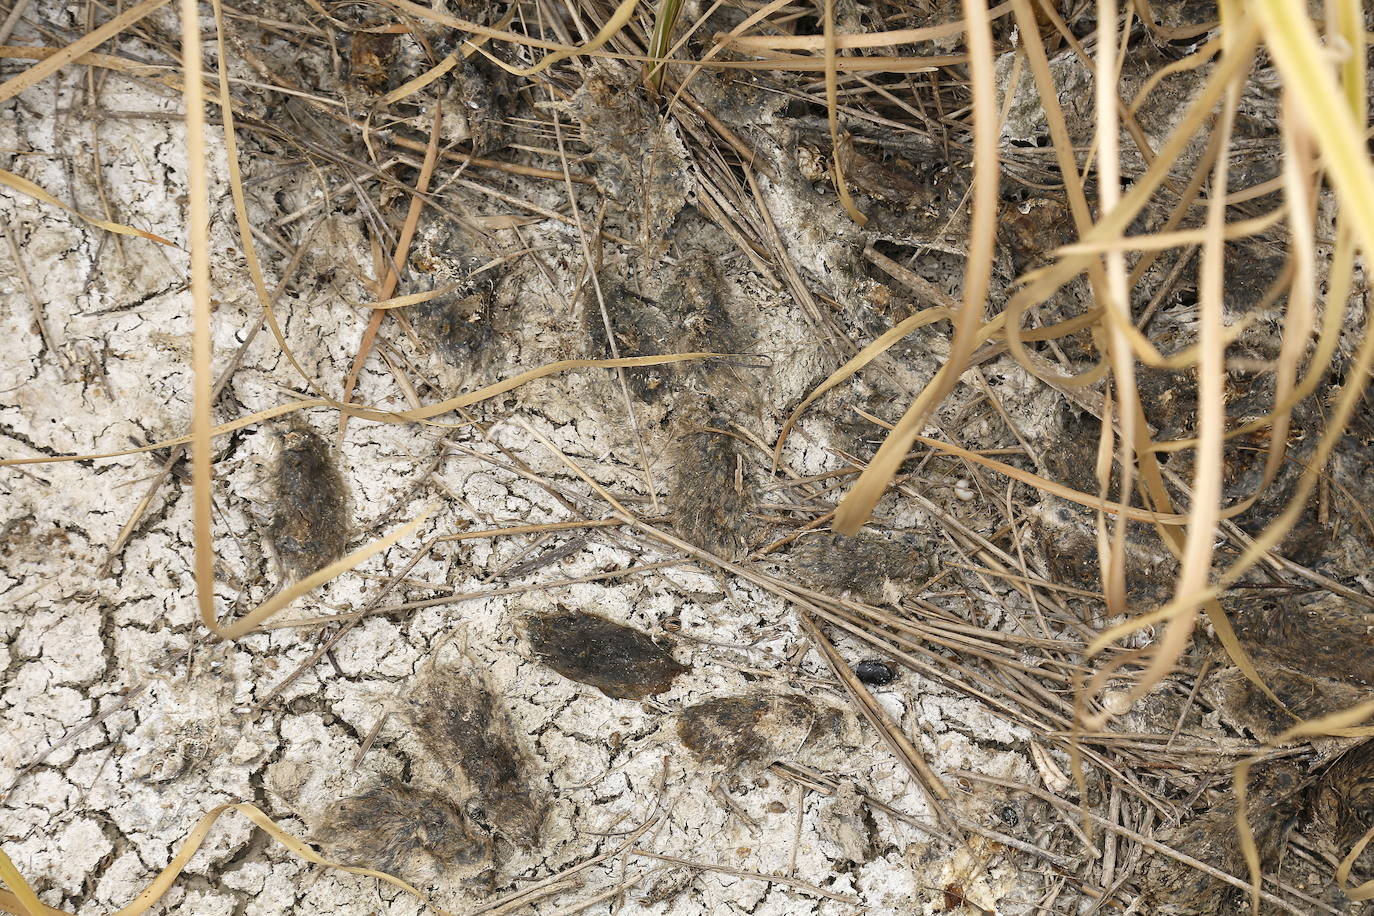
[855,660,896,686]
[999,805,1020,828]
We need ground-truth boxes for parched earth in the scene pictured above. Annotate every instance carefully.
[4,3,1374,915]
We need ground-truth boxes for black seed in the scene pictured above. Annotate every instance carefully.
[854,660,895,686]
[999,805,1020,828]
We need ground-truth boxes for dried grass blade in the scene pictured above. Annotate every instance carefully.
[1,352,719,469]
[364,282,463,310]
[1055,207,1285,254]
[0,169,174,245]
[0,44,168,77]
[357,352,727,423]
[1092,0,1138,622]
[0,0,169,104]
[385,0,641,77]
[1263,99,1316,486]
[379,4,515,105]
[823,0,866,226]
[179,0,218,635]
[0,802,461,916]
[832,0,998,534]
[218,507,433,640]
[772,305,955,468]
[0,849,47,915]
[337,105,442,442]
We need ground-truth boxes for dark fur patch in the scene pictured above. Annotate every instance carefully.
[526,609,688,700]
[1307,740,1374,876]
[583,279,678,402]
[574,69,690,253]
[408,224,499,366]
[790,532,929,603]
[315,781,490,881]
[677,694,846,773]
[668,421,757,560]
[406,665,547,848]
[270,425,348,581]
[1032,502,1178,606]
[639,866,698,906]
[1214,594,1374,743]
[1140,762,1305,914]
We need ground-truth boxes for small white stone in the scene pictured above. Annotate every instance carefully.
[1101,690,1133,716]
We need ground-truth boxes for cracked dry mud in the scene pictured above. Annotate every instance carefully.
[0,56,1028,916]
[4,4,1374,916]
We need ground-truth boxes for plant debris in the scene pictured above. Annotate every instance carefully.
[8,0,1374,913]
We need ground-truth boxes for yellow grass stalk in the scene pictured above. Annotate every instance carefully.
[216,508,433,640]
[0,354,723,468]
[0,0,169,104]
[831,0,997,534]
[0,170,173,245]
[1093,0,1138,622]
[179,0,218,635]
[0,803,465,916]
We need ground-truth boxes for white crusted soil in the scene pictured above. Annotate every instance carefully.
[0,22,1082,916]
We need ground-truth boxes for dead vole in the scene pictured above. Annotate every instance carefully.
[404,663,547,849]
[820,782,874,864]
[1140,761,1306,914]
[449,58,515,156]
[1212,594,1374,744]
[582,278,678,403]
[663,253,743,392]
[315,781,490,883]
[1031,501,1178,606]
[639,866,699,907]
[1307,740,1374,878]
[573,68,690,254]
[407,221,500,367]
[525,609,688,700]
[270,424,348,582]
[677,694,852,775]
[668,419,757,561]
[789,531,930,604]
